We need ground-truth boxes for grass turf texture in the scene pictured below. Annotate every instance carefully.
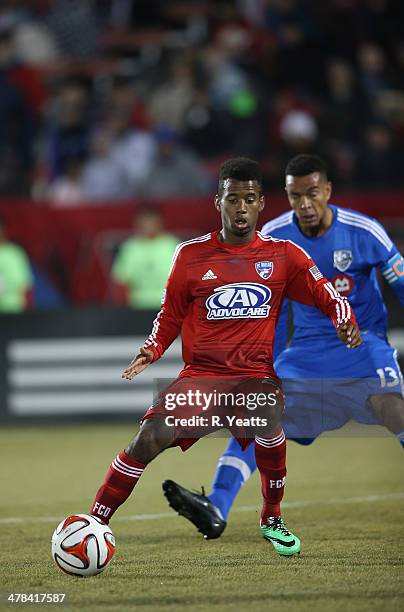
[0,424,403,612]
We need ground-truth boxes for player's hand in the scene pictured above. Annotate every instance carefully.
[122,347,154,380]
[336,322,362,349]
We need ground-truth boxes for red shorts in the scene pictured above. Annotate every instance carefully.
[141,376,284,451]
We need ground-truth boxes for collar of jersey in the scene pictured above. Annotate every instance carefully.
[213,230,261,250]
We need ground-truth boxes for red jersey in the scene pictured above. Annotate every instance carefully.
[144,231,356,378]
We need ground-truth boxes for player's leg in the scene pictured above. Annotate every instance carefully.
[273,343,325,443]
[252,378,301,556]
[162,350,318,539]
[366,338,404,448]
[91,418,175,523]
[208,437,256,520]
[163,437,256,538]
[369,393,404,448]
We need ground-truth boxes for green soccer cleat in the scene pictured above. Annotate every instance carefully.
[260,517,301,556]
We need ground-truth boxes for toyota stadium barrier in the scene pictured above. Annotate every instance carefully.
[0,306,402,424]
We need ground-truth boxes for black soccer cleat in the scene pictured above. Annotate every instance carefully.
[162,479,226,539]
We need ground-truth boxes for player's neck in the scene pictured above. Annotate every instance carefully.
[218,228,256,245]
[298,207,333,238]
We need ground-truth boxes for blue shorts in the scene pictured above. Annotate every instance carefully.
[276,331,403,440]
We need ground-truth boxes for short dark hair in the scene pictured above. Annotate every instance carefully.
[285,154,328,180]
[218,157,262,191]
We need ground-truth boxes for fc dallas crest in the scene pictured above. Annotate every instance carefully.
[255,261,273,280]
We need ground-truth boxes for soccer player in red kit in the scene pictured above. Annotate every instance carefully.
[90,158,361,556]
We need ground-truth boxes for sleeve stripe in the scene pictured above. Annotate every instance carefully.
[325,281,339,299]
[338,209,392,244]
[323,282,350,324]
[335,301,341,325]
[144,311,161,348]
[339,297,346,323]
[168,233,211,276]
[338,210,393,251]
[338,209,393,244]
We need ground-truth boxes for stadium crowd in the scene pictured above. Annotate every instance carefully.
[0,0,403,200]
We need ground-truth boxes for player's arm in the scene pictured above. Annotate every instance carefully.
[122,246,189,380]
[285,241,362,348]
[353,215,404,307]
[380,250,404,306]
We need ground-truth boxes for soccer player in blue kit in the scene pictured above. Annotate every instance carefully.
[163,154,404,550]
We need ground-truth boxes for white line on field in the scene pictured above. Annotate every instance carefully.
[1,491,403,525]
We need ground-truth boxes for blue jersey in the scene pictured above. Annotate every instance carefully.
[262,205,404,345]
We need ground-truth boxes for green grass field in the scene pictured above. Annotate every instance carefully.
[1,424,403,612]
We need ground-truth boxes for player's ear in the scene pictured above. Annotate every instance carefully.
[214,194,221,211]
[258,195,265,212]
[326,181,332,201]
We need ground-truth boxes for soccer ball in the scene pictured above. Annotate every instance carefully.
[51,514,115,577]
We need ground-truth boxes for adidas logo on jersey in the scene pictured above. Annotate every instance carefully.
[202,269,217,280]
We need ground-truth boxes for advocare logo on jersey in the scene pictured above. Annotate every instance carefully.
[205,283,272,320]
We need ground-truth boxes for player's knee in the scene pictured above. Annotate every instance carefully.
[262,401,283,430]
[370,393,404,428]
[261,382,284,424]
[125,419,173,462]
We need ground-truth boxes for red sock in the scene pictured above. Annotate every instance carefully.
[254,429,286,522]
[90,451,145,523]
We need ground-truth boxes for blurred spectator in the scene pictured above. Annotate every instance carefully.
[355,122,403,186]
[357,41,391,99]
[279,109,318,151]
[320,58,364,144]
[44,79,90,181]
[107,79,151,132]
[202,39,249,110]
[1,0,404,196]
[264,0,320,89]
[0,1,60,65]
[264,0,315,44]
[183,90,230,158]
[0,216,33,312]
[45,0,100,58]
[225,87,268,158]
[139,126,211,197]
[275,109,320,180]
[81,131,129,201]
[0,23,42,194]
[149,54,199,131]
[112,208,178,309]
[319,58,364,186]
[48,157,86,206]
[101,81,156,194]
[14,19,58,65]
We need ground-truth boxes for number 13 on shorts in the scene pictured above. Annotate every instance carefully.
[376,366,401,389]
